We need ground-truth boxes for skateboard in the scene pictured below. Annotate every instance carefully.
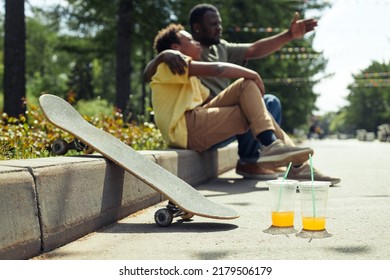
[39,94,239,227]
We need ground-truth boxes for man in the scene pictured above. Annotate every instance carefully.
[145,4,340,185]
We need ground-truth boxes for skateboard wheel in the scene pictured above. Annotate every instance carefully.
[51,139,69,155]
[154,208,173,227]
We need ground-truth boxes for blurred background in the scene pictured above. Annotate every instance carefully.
[1,0,389,140]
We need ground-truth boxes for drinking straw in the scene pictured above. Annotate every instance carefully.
[283,162,293,181]
[277,162,292,211]
[309,154,317,217]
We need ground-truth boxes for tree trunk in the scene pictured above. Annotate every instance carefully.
[3,0,26,117]
[115,0,132,116]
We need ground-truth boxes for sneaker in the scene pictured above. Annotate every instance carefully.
[236,160,279,180]
[287,163,341,186]
[271,166,287,177]
[258,139,313,168]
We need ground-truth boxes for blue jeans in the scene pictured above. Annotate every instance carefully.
[209,93,282,163]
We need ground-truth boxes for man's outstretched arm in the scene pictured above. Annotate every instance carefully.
[244,12,318,60]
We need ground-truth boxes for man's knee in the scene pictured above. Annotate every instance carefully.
[264,94,281,109]
[264,94,282,125]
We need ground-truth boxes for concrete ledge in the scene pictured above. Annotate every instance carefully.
[0,166,41,259]
[0,144,238,259]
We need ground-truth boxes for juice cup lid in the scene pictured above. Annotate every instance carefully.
[298,181,331,187]
[266,179,299,186]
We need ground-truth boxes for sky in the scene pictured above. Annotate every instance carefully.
[26,0,390,115]
[307,0,390,114]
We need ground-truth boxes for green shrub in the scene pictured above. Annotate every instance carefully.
[0,103,166,160]
[74,97,114,117]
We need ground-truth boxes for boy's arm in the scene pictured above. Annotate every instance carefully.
[143,50,187,82]
[188,61,265,96]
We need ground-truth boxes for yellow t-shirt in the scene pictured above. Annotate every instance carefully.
[150,57,210,148]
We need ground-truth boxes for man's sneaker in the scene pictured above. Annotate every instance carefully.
[236,161,278,180]
[258,139,313,168]
[287,163,341,186]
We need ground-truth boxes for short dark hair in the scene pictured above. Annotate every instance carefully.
[189,4,218,32]
[153,24,184,53]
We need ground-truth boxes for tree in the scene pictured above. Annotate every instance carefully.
[115,0,132,115]
[15,0,329,130]
[67,60,94,100]
[57,0,176,119]
[50,0,117,102]
[3,0,26,117]
[344,61,390,132]
[25,14,72,99]
[221,0,328,132]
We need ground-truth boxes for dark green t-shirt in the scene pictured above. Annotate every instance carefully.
[199,39,250,97]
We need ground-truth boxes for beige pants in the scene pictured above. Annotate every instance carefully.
[186,78,294,153]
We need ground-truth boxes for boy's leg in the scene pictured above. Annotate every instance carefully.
[185,105,249,152]
[188,79,312,176]
[204,78,276,134]
[210,78,312,168]
[188,78,276,152]
[185,106,278,180]
[206,78,296,146]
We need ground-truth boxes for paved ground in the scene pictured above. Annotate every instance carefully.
[34,139,390,260]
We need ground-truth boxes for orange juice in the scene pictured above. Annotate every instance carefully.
[302,216,326,230]
[271,211,294,227]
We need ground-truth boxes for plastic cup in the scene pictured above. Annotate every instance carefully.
[298,181,331,231]
[266,179,298,227]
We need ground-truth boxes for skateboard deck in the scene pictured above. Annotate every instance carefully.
[39,94,239,226]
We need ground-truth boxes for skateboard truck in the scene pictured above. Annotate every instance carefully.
[51,138,90,155]
[154,202,194,227]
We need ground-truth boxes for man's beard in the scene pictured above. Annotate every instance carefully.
[202,36,220,47]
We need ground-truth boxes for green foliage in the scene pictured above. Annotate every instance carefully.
[257,37,326,132]
[24,16,73,101]
[0,102,166,160]
[344,61,390,132]
[74,97,114,117]
[0,107,55,160]
[67,61,94,100]
[54,0,330,130]
[328,110,355,135]
[212,0,329,133]
[1,0,330,132]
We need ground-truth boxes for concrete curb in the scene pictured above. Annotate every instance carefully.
[0,144,238,260]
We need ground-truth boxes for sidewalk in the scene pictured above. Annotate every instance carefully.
[33,139,390,260]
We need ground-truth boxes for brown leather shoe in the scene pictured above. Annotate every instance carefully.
[236,161,279,180]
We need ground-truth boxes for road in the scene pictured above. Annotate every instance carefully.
[33,139,390,260]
